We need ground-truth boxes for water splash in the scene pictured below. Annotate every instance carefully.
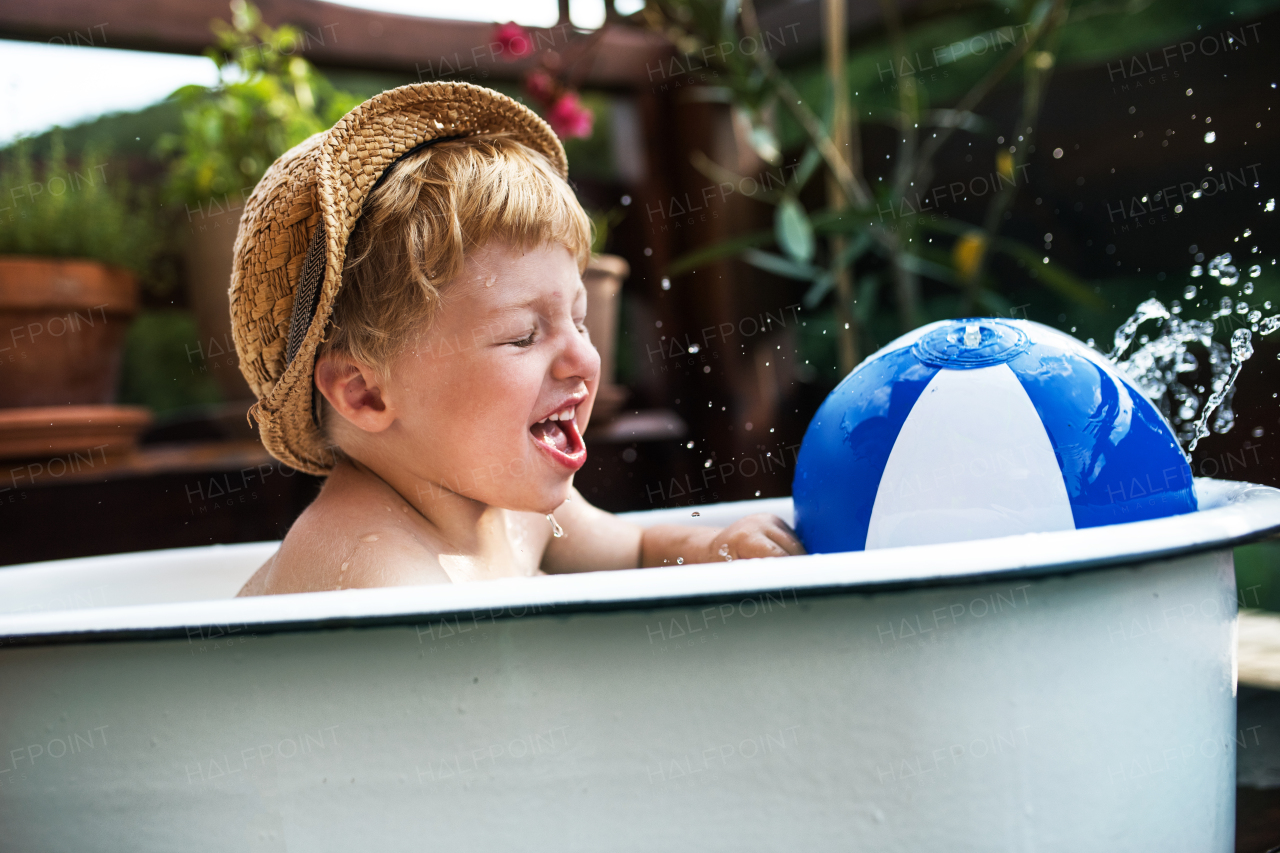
[1104,258,1279,457]
[547,514,565,538]
[1188,328,1253,452]
[1108,298,1168,361]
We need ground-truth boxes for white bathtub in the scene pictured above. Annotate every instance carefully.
[0,478,1277,852]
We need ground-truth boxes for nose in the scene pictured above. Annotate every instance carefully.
[552,319,600,385]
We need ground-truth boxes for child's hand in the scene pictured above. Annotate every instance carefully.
[634,512,806,569]
[707,514,806,562]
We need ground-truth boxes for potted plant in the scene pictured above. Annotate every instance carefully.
[158,0,360,402]
[0,132,162,458]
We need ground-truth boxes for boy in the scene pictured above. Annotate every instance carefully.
[230,82,803,595]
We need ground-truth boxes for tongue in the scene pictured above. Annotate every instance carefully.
[531,420,569,453]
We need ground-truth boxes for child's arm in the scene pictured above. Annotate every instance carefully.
[541,486,805,573]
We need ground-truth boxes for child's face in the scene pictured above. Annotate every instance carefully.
[386,240,599,513]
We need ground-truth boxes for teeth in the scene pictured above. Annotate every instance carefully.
[536,405,577,425]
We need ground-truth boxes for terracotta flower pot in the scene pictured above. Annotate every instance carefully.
[0,256,139,408]
[583,254,629,424]
[184,205,254,403]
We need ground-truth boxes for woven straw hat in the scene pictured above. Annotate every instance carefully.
[230,82,568,476]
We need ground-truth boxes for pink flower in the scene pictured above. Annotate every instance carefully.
[524,69,556,106]
[546,92,594,139]
[492,22,532,61]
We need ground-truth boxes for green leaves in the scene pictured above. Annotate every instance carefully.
[775,196,814,264]
[158,0,360,207]
[742,249,823,281]
[0,132,164,282]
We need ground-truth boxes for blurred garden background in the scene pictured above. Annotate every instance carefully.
[0,0,1276,603]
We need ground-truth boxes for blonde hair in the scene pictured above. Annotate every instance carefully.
[315,132,592,443]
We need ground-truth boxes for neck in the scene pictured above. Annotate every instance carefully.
[333,453,511,558]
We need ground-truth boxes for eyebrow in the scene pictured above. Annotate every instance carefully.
[490,282,587,316]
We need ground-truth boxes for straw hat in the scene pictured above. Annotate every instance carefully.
[230,82,568,476]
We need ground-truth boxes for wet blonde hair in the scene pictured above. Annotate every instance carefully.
[315,132,592,442]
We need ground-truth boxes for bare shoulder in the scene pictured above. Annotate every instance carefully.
[241,472,451,596]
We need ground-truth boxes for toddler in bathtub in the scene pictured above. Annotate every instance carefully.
[232,83,803,596]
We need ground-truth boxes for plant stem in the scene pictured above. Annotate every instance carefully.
[740,0,871,210]
[824,0,859,371]
[970,2,1070,288]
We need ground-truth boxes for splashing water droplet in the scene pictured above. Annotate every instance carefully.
[1266,199,1276,212]
[661,278,671,291]
[1208,253,1239,285]
[1236,301,1250,315]
[1109,298,1169,360]
[754,490,761,497]
[1188,329,1253,452]
[1107,295,1256,454]
[1190,265,1203,278]
[1204,131,1216,143]
[1249,265,1262,278]
[1184,285,1198,299]
[1260,315,1280,336]
[547,514,565,538]
[688,343,701,353]
[963,323,982,348]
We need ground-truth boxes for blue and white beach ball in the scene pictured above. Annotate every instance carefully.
[792,318,1197,554]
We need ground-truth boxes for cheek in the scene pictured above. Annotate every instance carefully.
[471,357,541,431]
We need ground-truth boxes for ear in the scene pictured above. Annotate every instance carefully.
[314,352,395,434]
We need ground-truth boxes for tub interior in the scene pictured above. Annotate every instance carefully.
[0,478,1273,619]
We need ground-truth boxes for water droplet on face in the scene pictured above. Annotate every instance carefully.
[360,534,379,542]
[676,557,684,564]
[717,544,732,561]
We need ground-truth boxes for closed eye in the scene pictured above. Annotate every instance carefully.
[509,330,536,348]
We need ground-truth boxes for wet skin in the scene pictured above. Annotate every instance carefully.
[239,241,803,596]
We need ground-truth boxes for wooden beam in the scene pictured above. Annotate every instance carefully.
[0,0,672,88]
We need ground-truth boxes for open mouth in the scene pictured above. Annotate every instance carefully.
[529,403,587,470]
